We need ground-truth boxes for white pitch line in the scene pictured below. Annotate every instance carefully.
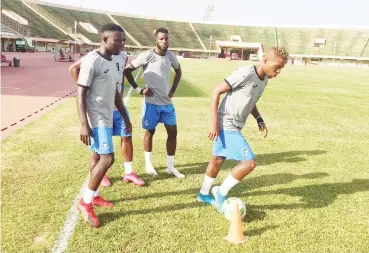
[52,68,142,253]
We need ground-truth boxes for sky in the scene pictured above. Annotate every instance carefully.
[41,0,369,28]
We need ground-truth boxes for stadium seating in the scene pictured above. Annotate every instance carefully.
[2,0,368,58]
[112,15,201,49]
[1,0,69,39]
[192,23,276,50]
[275,27,369,57]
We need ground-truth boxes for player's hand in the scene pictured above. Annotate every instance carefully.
[168,90,175,99]
[124,119,132,134]
[141,88,154,97]
[258,122,268,138]
[256,116,268,138]
[80,123,92,145]
[208,126,219,141]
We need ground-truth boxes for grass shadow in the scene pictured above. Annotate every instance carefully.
[244,179,369,210]
[146,150,328,180]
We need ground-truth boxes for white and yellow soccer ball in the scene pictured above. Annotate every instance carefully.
[221,197,246,221]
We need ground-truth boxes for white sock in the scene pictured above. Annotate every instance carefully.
[200,174,216,195]
[219,173,240,196]
[83,187,95,204]
[124,162,133,175]
[145,151,153,167]
[167,155,175,169]
[94,189,99,197]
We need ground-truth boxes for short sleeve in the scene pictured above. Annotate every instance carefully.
[131,50,150,69]
[224,67,249,90]
[77,55,96,87]
[170,52,180,70]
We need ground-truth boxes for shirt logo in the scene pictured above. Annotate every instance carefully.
[150,57,158,64]
[253,85,258,88]
[104,69,109,73]
[242,148,249,157]
[101,142,109,149]
[116,63,120,71]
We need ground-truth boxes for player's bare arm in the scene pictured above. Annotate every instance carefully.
[69,59,82,83]
[124,63,153,96]
[251,105,268,138]
[208,81,231,141]
[169,66,182,98]
[76,85,92,145]
[114,88,132,134]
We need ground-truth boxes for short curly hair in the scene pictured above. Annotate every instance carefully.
[270,46,289,61]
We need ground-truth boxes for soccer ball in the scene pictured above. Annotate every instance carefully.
[221,197,246,221]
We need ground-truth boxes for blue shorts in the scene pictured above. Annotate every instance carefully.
[213,130,255,161]
[112,108,131,137]
[142,102,176,130]
[90,126,114,155]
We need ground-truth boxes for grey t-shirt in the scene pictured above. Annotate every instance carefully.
[78,51,119,128]
[112,50,128,92]
[131,50,180,105]
[218,66,268,130]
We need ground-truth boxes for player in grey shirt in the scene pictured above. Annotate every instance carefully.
[76,24,131,228]
[197,46,289,212]
[124,28,184,178]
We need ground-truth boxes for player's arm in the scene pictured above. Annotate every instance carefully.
[68,58,82,83]
[208,81,231,141]
[76,58,94,145]
[124,63,153,96]
[169,66,182,98]
[76,85,91,145]
[251,105,268,138]
[114,88,132,134]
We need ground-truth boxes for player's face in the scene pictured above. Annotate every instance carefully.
[104,31,123,55]
[155,32,169,51]
[264,56,286,78]
[120,32,126,51]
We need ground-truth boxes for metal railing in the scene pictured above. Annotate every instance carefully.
[1,14,27,37]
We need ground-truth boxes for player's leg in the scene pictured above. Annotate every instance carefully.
[212,130,256,212]
[161,104,184,178]
[142,102,160,175]
[197,155,225,205]
[79,127,115,228]
[197,130,227,205]
[113,110,145,186]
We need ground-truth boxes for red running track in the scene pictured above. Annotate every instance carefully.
[1,52,78,138]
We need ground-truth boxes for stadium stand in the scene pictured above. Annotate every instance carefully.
[1,0,368,60]
[192,23,276,50]
[1,0,69,39]
[38,4,137,45]
[112,15,202,49]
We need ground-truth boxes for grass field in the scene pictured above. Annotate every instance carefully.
[1,59,369,253]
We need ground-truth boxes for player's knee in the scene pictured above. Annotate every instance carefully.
[122,136,132,143]
[213,156,225,166]
[100,153,115,168]
[241,159,256,171]
[146,129,156,136]
[248,159,257,170]
[167,129,177,139]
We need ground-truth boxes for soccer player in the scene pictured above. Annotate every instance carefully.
[197,46,289,212]
[69,44,145,188]
[124,28,185,178]
[76,23,132,228]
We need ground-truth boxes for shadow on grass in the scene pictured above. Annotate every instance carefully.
[244,179,369,210]
[246,225,279,237]
[143,149,328,184]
